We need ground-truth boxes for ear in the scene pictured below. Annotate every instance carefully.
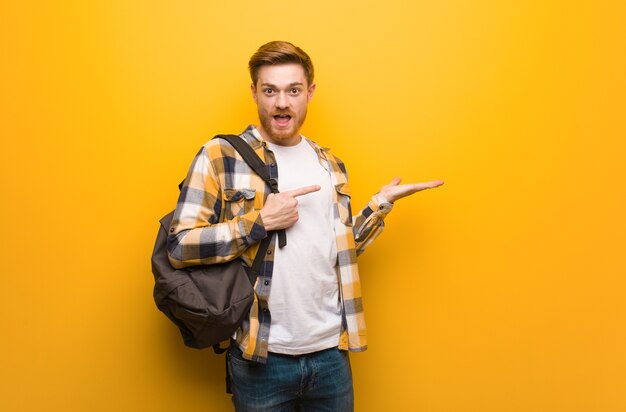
[307,83,316,102]
[251,83,258,103]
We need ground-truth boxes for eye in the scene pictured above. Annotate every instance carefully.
[289,88,301,95]
[263,88,274,95]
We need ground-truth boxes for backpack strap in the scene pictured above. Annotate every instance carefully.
[214,134,278,192]
[208,134,283,362]
[213,134,287,249]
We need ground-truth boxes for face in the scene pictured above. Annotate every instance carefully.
[251,63,316,146]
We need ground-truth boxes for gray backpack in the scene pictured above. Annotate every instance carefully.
[151,134,285,351]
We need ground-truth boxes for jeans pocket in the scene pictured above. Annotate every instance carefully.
[228,345,258,368]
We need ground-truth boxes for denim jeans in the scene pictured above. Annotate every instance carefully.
[227,344,354,412]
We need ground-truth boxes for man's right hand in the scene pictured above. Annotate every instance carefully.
[259,185,321,231]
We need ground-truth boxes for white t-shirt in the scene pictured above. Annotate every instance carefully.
[266,138,342,355]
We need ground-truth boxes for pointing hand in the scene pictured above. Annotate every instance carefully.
[260,185,321,231]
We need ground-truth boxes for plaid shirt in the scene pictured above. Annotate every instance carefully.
[167,125,393,363]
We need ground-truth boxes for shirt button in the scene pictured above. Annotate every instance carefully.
[266,250,272,255]
[264,280,270,286]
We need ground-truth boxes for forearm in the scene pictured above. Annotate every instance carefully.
[165,145,267,268]
[167,210,266,268]
[353,193,394,256]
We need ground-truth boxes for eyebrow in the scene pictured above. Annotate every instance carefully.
[260,82,304,88]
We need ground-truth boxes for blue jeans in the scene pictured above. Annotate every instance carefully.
[227,344,354,412]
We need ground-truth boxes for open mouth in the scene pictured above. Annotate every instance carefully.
[273,114,292,127]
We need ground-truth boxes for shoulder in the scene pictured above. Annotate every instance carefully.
[312,142,348,176]
[200,128,261,160]
[302,136,350,176]
[201,135,239,153]
[326,150,348,175]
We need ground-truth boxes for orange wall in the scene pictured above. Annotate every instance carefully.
[1,1,625,411]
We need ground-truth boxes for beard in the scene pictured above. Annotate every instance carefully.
[258,107,308,144]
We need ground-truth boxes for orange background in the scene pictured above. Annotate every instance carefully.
[1,1,625,411]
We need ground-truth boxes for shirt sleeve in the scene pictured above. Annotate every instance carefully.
[352,193,394,256]
[166,146,267,269]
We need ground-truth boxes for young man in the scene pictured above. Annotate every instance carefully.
[167,41,443,412]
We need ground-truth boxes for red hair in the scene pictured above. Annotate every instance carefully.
[248,41,314,86]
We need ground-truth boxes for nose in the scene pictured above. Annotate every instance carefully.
[275,92,288,109]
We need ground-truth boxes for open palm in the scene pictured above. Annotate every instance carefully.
[379,177,444,203]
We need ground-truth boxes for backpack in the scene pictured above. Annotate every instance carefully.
[151,134,285,351]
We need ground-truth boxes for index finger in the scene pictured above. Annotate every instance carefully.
[283,185,321,198]
[415,180,445,190]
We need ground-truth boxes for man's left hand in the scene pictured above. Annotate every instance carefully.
[379,177,444,203]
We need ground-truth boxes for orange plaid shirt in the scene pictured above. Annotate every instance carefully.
[168,126,393,362]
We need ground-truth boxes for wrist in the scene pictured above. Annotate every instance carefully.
[376,192,393,204]
[259,210,276,231]
[369,193,394,215]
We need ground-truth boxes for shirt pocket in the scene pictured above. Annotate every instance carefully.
[334,183,353,227]
[223,188,257,220]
